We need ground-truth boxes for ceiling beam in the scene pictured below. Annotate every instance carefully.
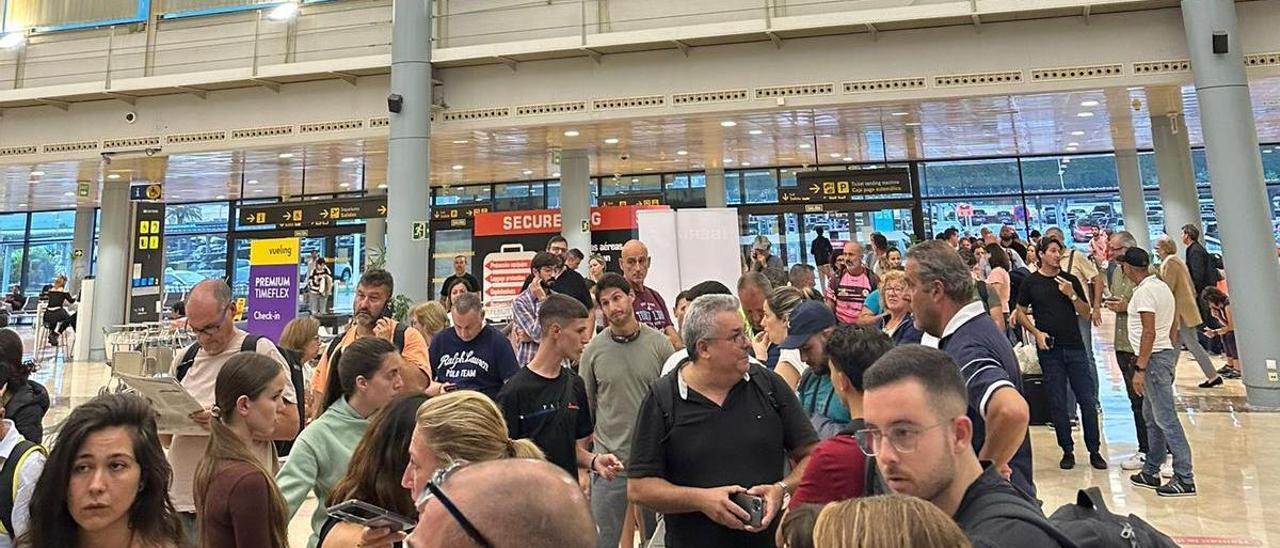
[971,13,982,30]
[581,48,603,64]
[1083,4,1092,24]
[177,86,209,100]
[104,92,137,106]
[766,31,783,49]
[495,56,519,72]
[673,39,690,57]
[36,98,70,111]
[330,71,359,86]
[251,78,282,93]
[865,23,879,41]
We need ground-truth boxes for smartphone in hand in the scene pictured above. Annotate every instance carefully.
[729,492,765,528]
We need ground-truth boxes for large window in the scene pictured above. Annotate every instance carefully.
[1021,154,1119,194]
[494,182,545,211]
[0,214,24,293]
[25,211,75,292]
[920,158,1021,197]
[601,175,661,197]
[665,173,706,209]
[433,185,491,207]
[165,202,231,301]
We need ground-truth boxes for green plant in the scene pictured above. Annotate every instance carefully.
[390,294,414,323]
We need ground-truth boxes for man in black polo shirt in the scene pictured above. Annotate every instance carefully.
[629,294,818,548]
[902,240,1035,497]
[862,346,1071,548]
[1015,237,1106,471]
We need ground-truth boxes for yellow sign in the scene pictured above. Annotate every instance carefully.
[249,237,300,266]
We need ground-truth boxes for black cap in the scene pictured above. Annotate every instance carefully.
[781,301,836,349]
[1116,247,1151,268]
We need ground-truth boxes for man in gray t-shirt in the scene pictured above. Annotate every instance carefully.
[580,273,675,548]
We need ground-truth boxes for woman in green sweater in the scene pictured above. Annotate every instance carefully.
[276,337,406,548]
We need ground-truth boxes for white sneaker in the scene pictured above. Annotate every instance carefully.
[1121,453,1146,471]
[1160,462,1174,479]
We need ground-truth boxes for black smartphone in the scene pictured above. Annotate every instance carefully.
[1045,335,1056,348]
[328,499,415,532]
[729,492,765,528]
[381,302,395,320]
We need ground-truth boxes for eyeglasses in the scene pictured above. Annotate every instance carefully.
[414,461,492,547]
[189,306,232,336]
[703,331,747,345]
[854,421,948,456]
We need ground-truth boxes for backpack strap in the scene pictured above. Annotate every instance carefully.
[393,323,408,352]
[241,334,264,353]
[176,343,200,381]
[0,440,44,539]
[324,330,347,364]
[653,363,682,432]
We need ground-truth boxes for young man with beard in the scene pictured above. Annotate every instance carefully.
[579,273,675,547]
[310,270,430,396]
[512,252,563,367]
[498,295,623,480]
[427,292,519,399]
[861,345,1070,547]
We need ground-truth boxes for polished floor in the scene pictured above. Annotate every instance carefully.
[28,314,1278,547]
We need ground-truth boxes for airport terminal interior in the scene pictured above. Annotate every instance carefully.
[3,0,1280,546]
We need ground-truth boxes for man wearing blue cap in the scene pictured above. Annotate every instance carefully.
[784,300,851,438]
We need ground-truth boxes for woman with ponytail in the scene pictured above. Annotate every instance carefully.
[194,352,291,548]
[278,337,405,548]
[0,329,47,444]
[401,390,544,502]
[318,393,428,548]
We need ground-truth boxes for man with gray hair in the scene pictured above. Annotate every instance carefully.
[427,292,519,399]
[900,240,1036,496]
[168,279,300,542]
[1102,231,1151,471]
[629,294,818,547]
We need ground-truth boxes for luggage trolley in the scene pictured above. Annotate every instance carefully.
[100,322,192,396]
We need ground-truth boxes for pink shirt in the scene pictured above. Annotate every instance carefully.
[828,270,872,324]
[986,267,1011,307]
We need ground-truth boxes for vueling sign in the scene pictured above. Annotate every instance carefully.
[250,238,301,265]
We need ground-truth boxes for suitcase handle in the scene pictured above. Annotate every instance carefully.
[500,244,525,253]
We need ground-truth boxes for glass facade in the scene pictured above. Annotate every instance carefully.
[164,202,232,302]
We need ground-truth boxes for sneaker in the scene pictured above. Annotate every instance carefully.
[1060,452,1076,470]
[1157,478,1197,497]
[1198,376,1224,388]
[1121,453,1146,470]
[1223,368,1242,379]
[1218,365,1233,375]
[1160,462,1173,479]
[1130,471,1161,490]
[1089,452,1108,470]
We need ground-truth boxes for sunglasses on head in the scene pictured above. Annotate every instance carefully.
[414,460,492,548]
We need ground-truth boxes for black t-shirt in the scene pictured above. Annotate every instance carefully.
[629,364,819,548]
[1015,271,1088,348]
[810,236,832,266]
[520,268,594,311]
[496,366,593,477]
[429,326,520,399]
[953,467,1071,548]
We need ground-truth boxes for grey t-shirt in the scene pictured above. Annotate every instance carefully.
[579,324,675,468]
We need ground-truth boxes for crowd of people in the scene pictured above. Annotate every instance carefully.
[0,218,1236,548]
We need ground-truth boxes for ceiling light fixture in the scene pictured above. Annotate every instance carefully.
[741,162,752,166]
[1066,147,1078,152]
[106,174,121,180]
[17,203,25,208]
[0,32,25,50]
[29,171,43,177]
[253,188,263,193]
[338,183,350,188]
[341,157,357,163]
[248,179,259,185]
[676,150,688,156]
[905,122,922,127]
[829,153,842,158]
[720,121,737,128]
[215,194,226,199]
[799,144,812,149]
[63,191,74,197]
[1067,142,1079,147]
[563,130,580,137]
[551,172,560,178]
[748,129,764,135]
[643,167,654,171]
[451,164,464,170]
[604,138,619,144]
[723,159,735,164]
[842,157,853,162]
[1071,131,1085,136]
[631,178,640,183]
[377,183,389,189]
[451,140,468,144]
[890,112,909,117]
[1080,100,1100,107]
[1077,112,1094,118]
[522,169,534,175]
[267,1,299,21]
[278,152,295,159]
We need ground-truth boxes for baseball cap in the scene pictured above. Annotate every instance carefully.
[1116,247,1151,268]
[781,300,836,350]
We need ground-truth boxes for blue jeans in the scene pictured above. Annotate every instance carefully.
[1142,349,1195,482]
[1038,346,1101,453]
[1064,316,1100,416]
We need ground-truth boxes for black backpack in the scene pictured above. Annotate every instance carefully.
[1047,487,1178,548]
[177,335,278,381]
[177,335,306,436]
[651,359,780,431]
[0,439,44,540]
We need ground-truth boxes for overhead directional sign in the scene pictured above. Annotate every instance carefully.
[129,183,163,201]
[780,168,912,204]
[430,203,491,222]
[238,196,388,229]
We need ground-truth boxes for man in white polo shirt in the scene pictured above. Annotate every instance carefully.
[1119,248,1195,498]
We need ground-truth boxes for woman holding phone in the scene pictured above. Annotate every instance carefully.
[195,353,292,548]
[318,393,428,548]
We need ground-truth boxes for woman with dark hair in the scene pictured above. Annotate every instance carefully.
[278,337,405,548]
[195,353,290,547]
[18,393,184,548]
[439,277,471,312]
[1201,287,1239,378]
[0,329,47,443]
[984,243,1013,331]
[318,393,428,548]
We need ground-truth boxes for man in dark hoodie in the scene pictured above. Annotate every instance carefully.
[0,329,48,444]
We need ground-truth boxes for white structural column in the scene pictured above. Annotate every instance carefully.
[70,207,95,293]
[365,218,387,267]
[704,168,727,208]
[560,149,592,268]
[1183,0,1280,406]
[87,183,130,360]
[384,0,432,302]
[1150,111,1202,239]
[1114,150,1151,250]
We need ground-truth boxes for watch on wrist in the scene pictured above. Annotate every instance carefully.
[775,481,789,496]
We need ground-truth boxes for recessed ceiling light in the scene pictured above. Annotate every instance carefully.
[741,162,752,166]
[676,150,688,156]
[451,165,464,170]
[631,178,639,183]
[1127,86,1144,92]
[451,140,468,144]
[1067,142,1080,147]
[1066,147,1078,152]
[842,157,853,162]
[29,171,43,177]
[748,129,764,135]
[551,172,560,178]
[1071,131,1085,136]
[341,157,357,163]
[215,194,226,199]
[890,112,909,117]
[905,122,922,127]
[377,183,388,189]
[799,144,812,149]
[780,169,788,174]
[248,179,259,185]
[338,183,350,188]
[720,121,737,128]
[724,159,735,164]
[278,152,294,159]
[1077,112,1094,118]
[1080,100,1100,107]
[1062,158,1072,163]
[522,169,534,175]
[604,138,619,144]
[267,1,299,21]
[17,203,25,208]
[106,174,121,180]
[643,167,654,171]
[63,191,74,196]
[563,130,580,137]
[253,188,263,193]
[829,153,842,158]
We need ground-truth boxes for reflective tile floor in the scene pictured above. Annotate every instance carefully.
[28,315,1279,547]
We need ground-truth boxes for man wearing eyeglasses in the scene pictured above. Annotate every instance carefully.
[166,280,300,543]
[629,294,818,548]
[405,459,597,548]
[621,239,683,350]
[861,345,1070,547]
[1101,232,1151,473]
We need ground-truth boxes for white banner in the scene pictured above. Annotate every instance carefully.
[637,208,743,316]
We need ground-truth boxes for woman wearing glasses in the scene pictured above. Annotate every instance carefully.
[318,393,428,548]
[278,337,406,548]
[873,271,916,345]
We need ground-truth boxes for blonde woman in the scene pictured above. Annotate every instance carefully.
[752,286,809,390]
[409,301,448,349]
[813,495,970,548]
[401,390,545,501]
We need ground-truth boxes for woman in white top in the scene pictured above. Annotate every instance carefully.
[751,286,809,391]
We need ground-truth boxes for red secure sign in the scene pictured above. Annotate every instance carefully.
[473,205,667,236]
